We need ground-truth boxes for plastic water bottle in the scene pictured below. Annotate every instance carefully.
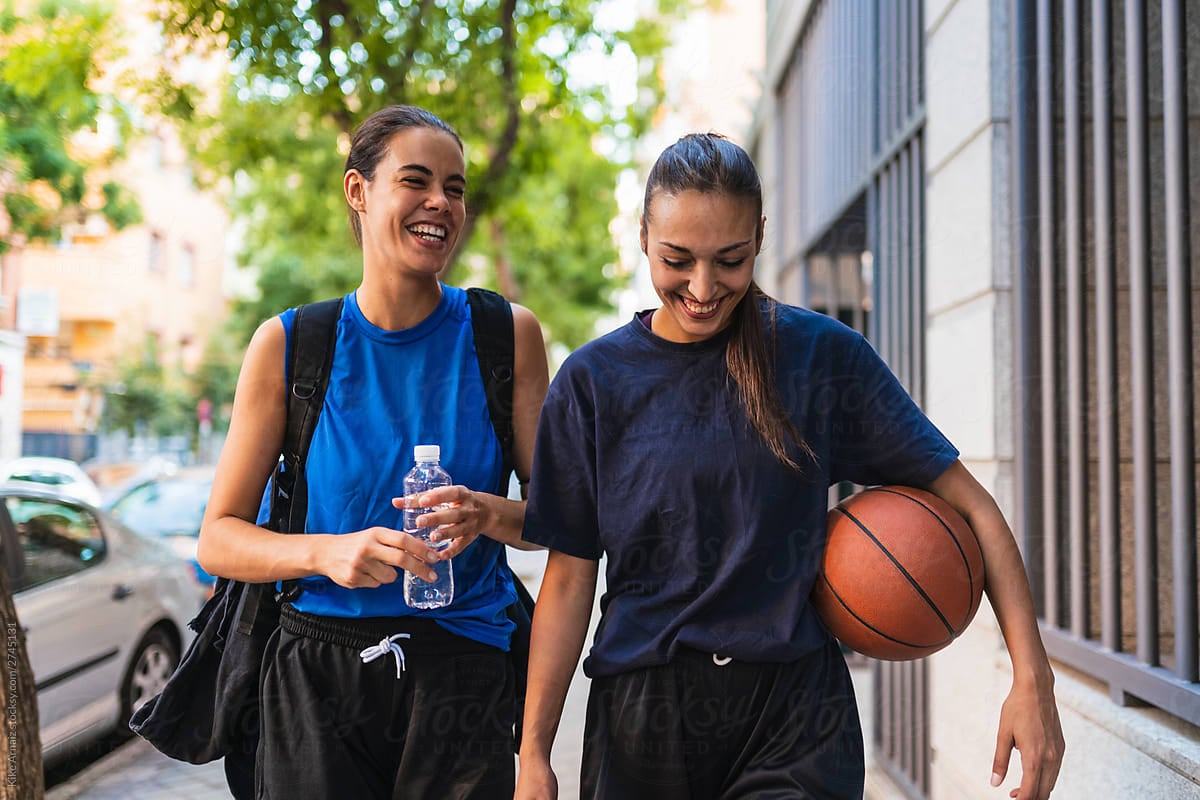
[402,444,454,609]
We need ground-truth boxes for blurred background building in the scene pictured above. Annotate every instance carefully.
[611,0,766,322]
[1,0,232,466]
[752,1,1199,798]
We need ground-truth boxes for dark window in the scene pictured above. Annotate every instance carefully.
[6,498,106,592]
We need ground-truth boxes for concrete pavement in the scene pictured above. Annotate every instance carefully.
[45,550,593,800]
[44,550,882,799]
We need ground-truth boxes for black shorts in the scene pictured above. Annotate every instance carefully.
[256,604,515,800]
[581,639,864,800]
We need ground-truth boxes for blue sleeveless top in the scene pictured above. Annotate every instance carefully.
[278,286,516,650]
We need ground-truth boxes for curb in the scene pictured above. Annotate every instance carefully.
[46,738,151,800]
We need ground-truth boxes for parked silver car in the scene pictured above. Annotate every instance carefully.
[0,484,202,764]
[107,465,218,592]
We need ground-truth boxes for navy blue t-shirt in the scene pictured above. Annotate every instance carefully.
[521,302,959,678]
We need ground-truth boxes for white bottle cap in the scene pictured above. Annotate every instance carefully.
[413,444,440,462]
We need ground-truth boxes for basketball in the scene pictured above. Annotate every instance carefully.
[811,485,986,661]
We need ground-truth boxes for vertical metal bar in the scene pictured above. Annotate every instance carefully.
[894,0,905,133]
[889,162,901,369]
[1011,0,1044,582]
[883,167,895,359]
[1036,0,1060,628]
[920,661,930,792]
[901,662,913,778]
[898,0,910,128]
[883,664,895,760]
[814,3,826,230]
[830,250,843,321]
[879,661,889,758]
[864,0,874,167]
[853,251,866,334]
[869,0,880,158]
[1063,0,1090,639]
[1092,0,1121,653]
[855,1,863,179]
[799,48,809,246]
[881,0,893,149]
[914,0,924,109]
[838,0,848,196]
[869,180,881,345]
[1162,0,1197,683]
[1125,0,1158,667]
[912,136,925,402]
[898,146,912,387]
[800,255,812,310]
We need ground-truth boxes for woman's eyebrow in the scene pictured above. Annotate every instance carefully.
[398,163,466,186]
[659,239,753,254]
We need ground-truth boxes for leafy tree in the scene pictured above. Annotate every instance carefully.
[0,1,140,251]
[189,322,246,429]
[153,0,694,348]
[101,336,192,437]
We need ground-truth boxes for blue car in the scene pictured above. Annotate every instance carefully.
[107,466,217,592]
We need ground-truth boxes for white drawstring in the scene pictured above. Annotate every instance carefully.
[359,633,412,678]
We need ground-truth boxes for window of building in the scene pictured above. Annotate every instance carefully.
[148,231,165,274]
[179,244,195,288]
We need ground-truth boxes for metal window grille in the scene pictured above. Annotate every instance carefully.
[772,0,931,794]
[1011,0,1198,724]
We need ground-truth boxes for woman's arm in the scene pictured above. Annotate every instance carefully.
[401,302,550,552]
[515,551,599,800]
[926,460,1065,800]
[198,318,442,587]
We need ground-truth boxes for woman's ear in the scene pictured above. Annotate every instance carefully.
[639,216,648,254]
[757,215,766,253]
[344,170,366,212]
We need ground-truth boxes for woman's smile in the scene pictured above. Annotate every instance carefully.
[678,295,724,318]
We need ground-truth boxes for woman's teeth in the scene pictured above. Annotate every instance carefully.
[682,298,718,315]
[408,224,446,241]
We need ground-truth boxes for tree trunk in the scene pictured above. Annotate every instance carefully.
[488,218,521,302]
[0,568,43,800]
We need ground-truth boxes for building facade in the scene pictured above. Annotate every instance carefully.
[753,1,1199,798]
[14,121,229,442]
[5,0,232,458]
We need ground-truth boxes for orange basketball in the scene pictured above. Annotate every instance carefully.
[811,486,986,660]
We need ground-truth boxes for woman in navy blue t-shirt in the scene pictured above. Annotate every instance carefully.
[516,134,1064,800]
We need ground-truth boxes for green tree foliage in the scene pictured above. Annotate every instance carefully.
[101,336,193,437]
[188,322,245,429]
[154,0,693,349]
[0,0,140,250]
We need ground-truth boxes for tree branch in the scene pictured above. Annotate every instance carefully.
[468,0,520,222]
[314,0,353,133]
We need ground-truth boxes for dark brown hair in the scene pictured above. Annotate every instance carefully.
[344,105,463,246]
[642,133,812,471]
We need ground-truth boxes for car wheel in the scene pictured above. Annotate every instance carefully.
[118,627,178,738]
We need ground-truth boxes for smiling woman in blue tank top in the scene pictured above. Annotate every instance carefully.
[197,105,549,800]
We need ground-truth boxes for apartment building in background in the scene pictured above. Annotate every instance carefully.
[752,1,1199,797]
[1,1,231,462]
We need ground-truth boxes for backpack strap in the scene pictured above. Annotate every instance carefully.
[279,297,344,532]
[465,287,517,492]
[237,297,343,634]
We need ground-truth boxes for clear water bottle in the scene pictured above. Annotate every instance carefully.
[402,444,454,609]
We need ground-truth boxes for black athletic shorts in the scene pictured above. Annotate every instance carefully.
[256,604,515,800]
[581,638,864,800]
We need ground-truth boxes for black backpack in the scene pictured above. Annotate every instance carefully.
[129,288,535,798]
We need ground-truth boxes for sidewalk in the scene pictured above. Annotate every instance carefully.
[44,550,879,799]
[46,550,592,800]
